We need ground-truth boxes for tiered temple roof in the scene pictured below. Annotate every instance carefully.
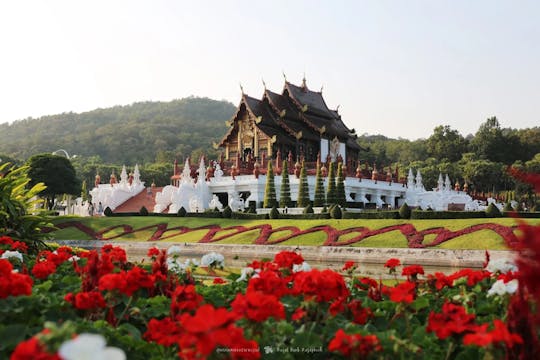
[218,78,361,162]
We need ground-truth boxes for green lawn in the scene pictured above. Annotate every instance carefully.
[48,216,539,250]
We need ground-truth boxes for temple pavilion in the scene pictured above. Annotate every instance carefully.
[217,77,362,170]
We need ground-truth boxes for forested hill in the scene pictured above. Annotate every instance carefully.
[0,97,236,163]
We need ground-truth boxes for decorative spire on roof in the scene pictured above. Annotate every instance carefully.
[239,83,244,95]
[301,73,307,91]
[320,84,324,93]
[282,71,287,81]
[262,78,266,90]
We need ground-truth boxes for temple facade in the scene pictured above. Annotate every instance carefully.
[217,78,362,169]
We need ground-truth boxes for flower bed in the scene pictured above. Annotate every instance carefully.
[48,220,519,248]
[2,221,540,359]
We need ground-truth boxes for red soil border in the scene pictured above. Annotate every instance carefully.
[44,221,518,248]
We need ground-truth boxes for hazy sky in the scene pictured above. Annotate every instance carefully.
[1,0,538,139]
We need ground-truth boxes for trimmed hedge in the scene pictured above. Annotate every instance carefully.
[185,211,223,218]
[343,211,400,219]
[278,213,331,220]
[231,212,268,220]
[411,210,486,219]
[507,211,540,218]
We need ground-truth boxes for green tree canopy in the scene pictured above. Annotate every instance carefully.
[426,125,468,162]
[27,154,81,209]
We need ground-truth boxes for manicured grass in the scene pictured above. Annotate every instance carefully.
[48,216,539,250]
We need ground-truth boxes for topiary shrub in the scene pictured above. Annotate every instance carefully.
[177,207,187,217]
[503,202,514,212]
[104,207,114,217]
[399,203,411,219]
[139,206,149,216]
[485,203,502,218]
[269,206,280,219]
[222,205,232,218]
[303,204,314,214]
[330,205,342,219]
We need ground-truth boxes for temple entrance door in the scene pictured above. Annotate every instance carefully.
[243,148,252,162]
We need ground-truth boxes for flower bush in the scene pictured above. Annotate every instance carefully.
[0,225,539,359]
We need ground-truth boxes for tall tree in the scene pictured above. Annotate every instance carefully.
[313,162,325,206]
[279,160,292,207]
[27,154,81,210]
[470,117,513,163]
[426,125,468,162]
[326,162,336,205]
[263,161,277,208]
[296,162,310,208]
[336,162,346,207]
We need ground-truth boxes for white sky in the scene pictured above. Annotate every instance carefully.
[0,0,538,139]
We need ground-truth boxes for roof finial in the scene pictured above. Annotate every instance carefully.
[239,83,244,95]
[301,72,307,90]
[262,78,266,90]
[282,71,287,82]
[320,84,324,93]
[336,104,340,113]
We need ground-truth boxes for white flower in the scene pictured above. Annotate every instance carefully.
[487,279,519,297]
[68,255,80,262]
[1,250,23,263]
[236,267,254,282]
[59,333,126,360]
[201,252,225,267]
[486,258,517,274]
[292,261,311,273]
[167,257,188,274]
[167,245,182,257]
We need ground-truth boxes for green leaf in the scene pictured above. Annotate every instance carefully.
[412,296,430,311]
[0,324,30,351]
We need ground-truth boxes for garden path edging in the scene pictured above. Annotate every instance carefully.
[52,240,514,278]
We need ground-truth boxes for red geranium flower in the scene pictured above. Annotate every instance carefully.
[448,268,491,287]
[273,251,304,269]
[171,285,203,316]
[427,272,454,290]
[291,307,307,321]
[147,247,160,258]
[31,260,57,280]
[463,320,523,348]
[0,259,32,299]
[231,290,285,322]
[384,258,401,269]
[177,304,259,359]
[426,302,477,339]
[347,299,373,325]
[144,317,184,347]
[213,277,226,284]
[401,265,424,279]
[247,270,289,297]
[73,291,106,310]
[10,336,61,360]
[328,329,382,358]
[292,269,350,302]
[342,260,356,271]
[387,281,416,304]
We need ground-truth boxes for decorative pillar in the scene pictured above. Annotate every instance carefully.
[254,130,259,157]
[267,139,272,157]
